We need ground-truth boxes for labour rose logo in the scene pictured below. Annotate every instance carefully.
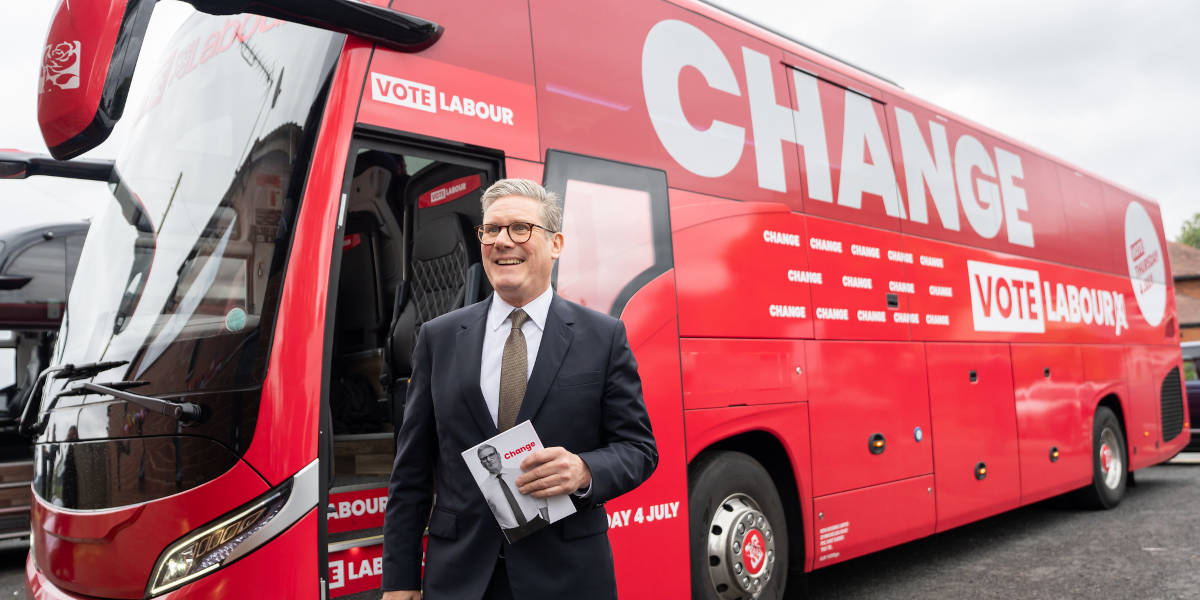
[41,41,81,92]
[742,530,766,574]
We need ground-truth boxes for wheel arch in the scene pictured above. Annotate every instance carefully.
[691,430,809,579]
[1093,392,1130,467]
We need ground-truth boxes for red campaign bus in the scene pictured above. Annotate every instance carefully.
[18,0,1189,598]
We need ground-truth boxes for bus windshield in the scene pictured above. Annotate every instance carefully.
[53,15,341,400]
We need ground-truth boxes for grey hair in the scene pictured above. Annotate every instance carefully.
[480,178,563,234]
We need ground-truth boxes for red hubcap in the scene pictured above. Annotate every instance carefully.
[1100,444,1112,471]
[741,529,766,575]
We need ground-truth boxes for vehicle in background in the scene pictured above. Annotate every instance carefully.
[1183,342,1200,452]
[0,220,88,541]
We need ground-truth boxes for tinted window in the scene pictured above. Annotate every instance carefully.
[543,150,671,318]
[3,238,66,304]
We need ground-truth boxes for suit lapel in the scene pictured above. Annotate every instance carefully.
[517,294,574,425]
[457,299,498,439]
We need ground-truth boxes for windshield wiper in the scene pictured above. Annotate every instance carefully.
[19,360,204,437]
[55,360,129,382]
[54,380,149,397]
[18,361,127,437]
[72,382,203,424]
[23,380,204,437]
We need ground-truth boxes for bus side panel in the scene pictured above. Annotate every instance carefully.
[530,0,804,206]
[883,96,1080,275]
[1125,344,1187,467]
[805,341,932,496]
[902,231,1158,346]
[804,216,912,341]
[504,157,543,182]
[610,271,690,599]
[1012,344,1090,504]
[361,0,539,161]
[670,189,812,339]
[925,343,1020,532]
[1080,344,1132,415]
[810,474,935,568]
[1055,165,1122,276]
[683,404,814,574]
[1125,345,1161,469]
[681,339,805,410]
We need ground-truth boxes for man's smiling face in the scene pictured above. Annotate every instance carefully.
[481,195,563,307]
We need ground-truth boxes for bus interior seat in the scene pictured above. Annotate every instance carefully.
[384,163,492,426]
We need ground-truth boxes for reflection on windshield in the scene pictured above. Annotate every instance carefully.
[55,16,340,397]
[136,217,235,378]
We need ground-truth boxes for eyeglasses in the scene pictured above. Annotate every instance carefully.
[474,222,555,245]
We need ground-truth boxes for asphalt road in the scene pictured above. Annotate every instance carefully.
[807,453,1200,600]
[2,455,1197,599]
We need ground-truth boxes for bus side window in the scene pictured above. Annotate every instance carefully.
[3,237,67,309]
[543,151,672,318]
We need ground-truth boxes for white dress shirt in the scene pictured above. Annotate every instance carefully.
[480,286,554,426]
[479,286,592,498]
[480,467,549,529]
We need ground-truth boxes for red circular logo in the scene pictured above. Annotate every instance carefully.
[741,529,766,575]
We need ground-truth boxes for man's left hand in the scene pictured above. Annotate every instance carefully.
[516,447,591,498]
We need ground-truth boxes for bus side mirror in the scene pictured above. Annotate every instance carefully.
[38,0,156,160]
[183,0,443,52]
[36,0,441,161]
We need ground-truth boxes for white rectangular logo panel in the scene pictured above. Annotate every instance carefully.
[370,72,437,113]
[967,260,1045,333]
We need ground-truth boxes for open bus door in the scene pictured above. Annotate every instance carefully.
[322,139,499,595]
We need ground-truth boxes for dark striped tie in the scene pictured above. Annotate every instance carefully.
[497,473,528,526]
[497,309,528,432]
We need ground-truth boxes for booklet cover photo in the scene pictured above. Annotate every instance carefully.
[461,421,577,543]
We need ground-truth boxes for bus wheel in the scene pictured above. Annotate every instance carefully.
[689,451,788,600]
[1079,406,1128,509]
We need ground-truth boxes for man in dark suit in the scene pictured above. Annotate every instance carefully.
[382,179,658,600]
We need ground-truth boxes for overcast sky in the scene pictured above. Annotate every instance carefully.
[0,2,191,231]
[714,0,1198,241]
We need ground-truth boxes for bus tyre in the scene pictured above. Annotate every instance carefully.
[689,451,788,600]
[1079,406,1128,510]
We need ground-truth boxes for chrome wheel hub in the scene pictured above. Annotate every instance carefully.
[706,493,777,599]
[1099,429,1123,490]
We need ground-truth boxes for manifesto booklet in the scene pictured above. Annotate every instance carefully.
[461,421,577,543]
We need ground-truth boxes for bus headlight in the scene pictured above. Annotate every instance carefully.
[146,461,317,596]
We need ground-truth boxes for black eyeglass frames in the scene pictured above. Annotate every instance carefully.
[474,222,556,244]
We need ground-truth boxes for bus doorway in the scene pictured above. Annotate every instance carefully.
[323,141,498,597]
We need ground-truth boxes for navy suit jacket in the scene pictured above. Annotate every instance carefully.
[382,293,658,599]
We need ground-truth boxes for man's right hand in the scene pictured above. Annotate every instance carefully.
[382,591,420,600]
